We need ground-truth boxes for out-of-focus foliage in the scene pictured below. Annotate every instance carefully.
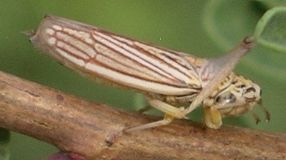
[255,7,286,53]
[0,0,285,159]
[0,128,10,160]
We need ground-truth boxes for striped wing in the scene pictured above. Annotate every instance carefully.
[31,16,202,96]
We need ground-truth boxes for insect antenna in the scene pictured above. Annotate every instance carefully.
[251,111,261,124]
[258,100,271,122]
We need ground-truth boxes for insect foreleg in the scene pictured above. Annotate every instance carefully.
[203,106,222,129]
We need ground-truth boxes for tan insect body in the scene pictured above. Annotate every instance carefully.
[30,16,269,132]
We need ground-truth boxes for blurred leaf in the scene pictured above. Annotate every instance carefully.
[255,0,286,8]
[203,0,286,79]
[203,0,262,49]
[254,7,286,53]
[0,128,10,160]
[133,93,147,111]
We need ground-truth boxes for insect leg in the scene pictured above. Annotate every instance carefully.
[124,114,174,132]
[203,106,222,129]
[125,99,189,132]
[258,100,271,122]
[147,99,187,119]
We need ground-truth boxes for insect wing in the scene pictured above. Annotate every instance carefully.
[30,16,201,96]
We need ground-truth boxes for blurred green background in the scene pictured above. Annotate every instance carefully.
[0,0,285,159]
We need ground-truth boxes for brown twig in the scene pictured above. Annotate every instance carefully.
[0,71,285,160]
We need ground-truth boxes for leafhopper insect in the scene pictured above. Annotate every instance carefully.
[30,15,270,132]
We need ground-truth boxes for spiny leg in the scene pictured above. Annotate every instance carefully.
[124,114,174,132]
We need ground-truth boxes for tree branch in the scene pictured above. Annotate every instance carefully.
[0,71,285,160]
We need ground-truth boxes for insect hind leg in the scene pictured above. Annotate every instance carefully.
[147,99,188,119]
[124,114,174,132]
[125,99,188,132]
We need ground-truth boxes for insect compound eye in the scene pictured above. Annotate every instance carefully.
[215,93,236,104]
[215,96,221,103]
[238,84,246,88]
[225,93,236,103]
[243,86,260,102]
[245,87,256,93]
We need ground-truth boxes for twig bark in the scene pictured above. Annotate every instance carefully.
[0,71,285,160]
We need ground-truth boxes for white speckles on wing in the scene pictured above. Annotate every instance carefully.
[63,27,94,44]
[47,37,56,45]
[46,28,55,35]
[55,32,97,57]
[52,25,63,31]
[56,48,85,67]
[57,41,89,60]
